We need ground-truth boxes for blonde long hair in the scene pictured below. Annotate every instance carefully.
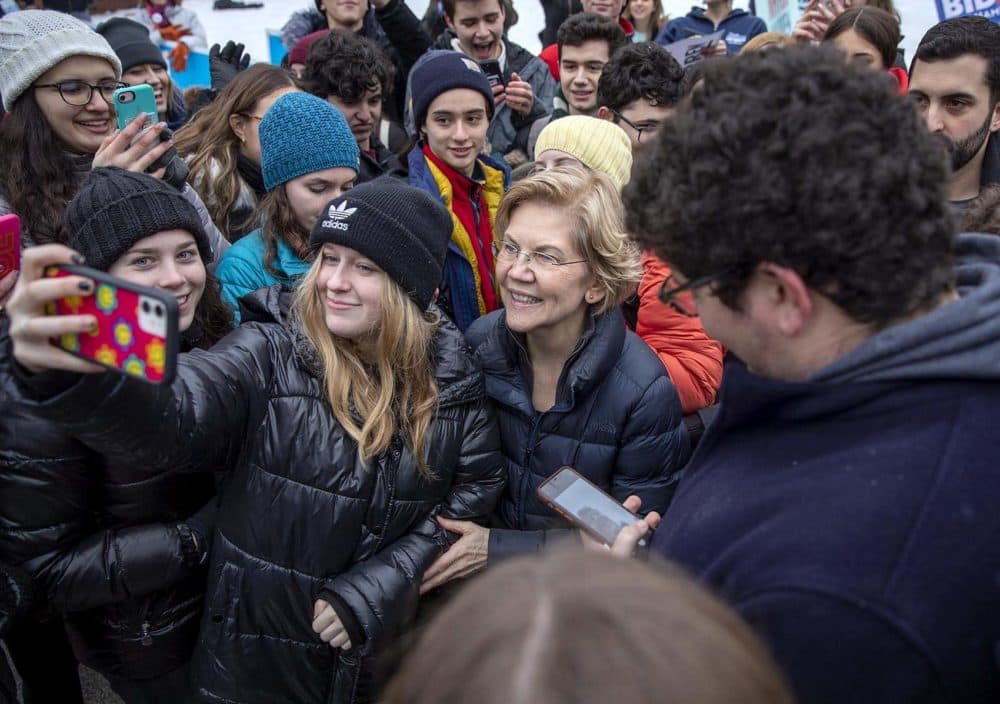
[293,257,441,476]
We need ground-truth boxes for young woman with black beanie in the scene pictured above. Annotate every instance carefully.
[2,177,505,704]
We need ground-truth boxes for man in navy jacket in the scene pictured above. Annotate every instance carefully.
[623,45,1000,704]
[656,1,766,55]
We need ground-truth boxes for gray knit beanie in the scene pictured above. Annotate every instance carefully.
[0,10,122,111]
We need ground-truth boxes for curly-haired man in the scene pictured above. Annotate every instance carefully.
[304,30,406,183]
[623,44,1000,704]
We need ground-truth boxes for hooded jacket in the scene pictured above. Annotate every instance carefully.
[0,323,216,681]
[279,0,432,122]
[651,233,1000,704]
[655,6,767,55]
[466,308,689,561]
[430,33,557,158]
[4,288,505,703]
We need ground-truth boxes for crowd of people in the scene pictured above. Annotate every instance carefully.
[0,0,998,703]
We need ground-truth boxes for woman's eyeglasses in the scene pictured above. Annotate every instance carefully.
[492,239,588,270]
[34,80,126,106]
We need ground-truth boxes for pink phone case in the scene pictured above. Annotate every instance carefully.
[44,265,179,384]
[0,213,20,277]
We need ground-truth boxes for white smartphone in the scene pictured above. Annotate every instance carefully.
[537,466,648,547]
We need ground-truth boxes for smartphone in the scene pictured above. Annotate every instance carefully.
[478,59,505,88]
[537,467,648,547]
[113,84,158,132]
[43,264,179,384]
[0,213,19,278]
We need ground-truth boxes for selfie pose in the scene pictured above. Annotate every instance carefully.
[0,168,232,703]
[3,178,505,704]
[422,167,688,591]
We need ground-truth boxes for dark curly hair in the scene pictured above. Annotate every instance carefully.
[913,16,1000,104]
[825,7,900,70]
[557,13,628,61]
[597,42,685,112]
[303,29,395,103]
[623,45,956,328]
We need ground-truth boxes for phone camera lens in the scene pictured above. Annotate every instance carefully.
[142,301,150,313]
[155,305,163,317]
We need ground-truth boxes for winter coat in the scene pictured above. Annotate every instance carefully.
[408,146,510,332]
[3,288,505,703]
[124,5,209,51]
[214,228,310,324]
[632,252,724,414]
[187,156,260,242]
[280,0,432,122]
[465,308,689,561]
[651,233,1000,704]
[655,7,767,55]
[0,323,216,681]
[358,134,407,184]
[429,34,557,159]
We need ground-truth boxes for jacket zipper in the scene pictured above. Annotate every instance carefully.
[140,621,153,646]
[518,414,542,529]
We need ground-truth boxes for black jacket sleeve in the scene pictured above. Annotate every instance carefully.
[374,0,432,119]
[2,324,275,481]
[323,395,504,655]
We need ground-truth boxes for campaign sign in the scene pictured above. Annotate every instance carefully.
[663,30,726,68]
[936,0,1000,22]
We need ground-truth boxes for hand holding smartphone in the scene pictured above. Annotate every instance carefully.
[43,264,179,384]
[537,467,651,547]
[478,59,505,89]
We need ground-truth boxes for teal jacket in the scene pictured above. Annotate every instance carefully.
[214,228,311,324]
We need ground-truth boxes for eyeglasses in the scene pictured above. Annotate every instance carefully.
[658,272,723,317]
[34,80,126,106]
[493,239,588,270]
[237,113,265,121]
[610,109,662,143]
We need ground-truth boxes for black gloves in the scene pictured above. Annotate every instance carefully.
[209,41,252,94]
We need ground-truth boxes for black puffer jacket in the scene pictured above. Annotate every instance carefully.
[0,324,215,680]
[465,309,689,561]
[6,288,505,703]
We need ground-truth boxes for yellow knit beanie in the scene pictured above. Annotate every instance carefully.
[534,116,633,189]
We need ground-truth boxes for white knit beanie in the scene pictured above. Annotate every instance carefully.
[0,10,122,111]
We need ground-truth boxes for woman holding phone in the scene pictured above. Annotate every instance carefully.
[0,168,232,702]
[2,178,505,703]
[0,11,228,296]
[421,167,688,592]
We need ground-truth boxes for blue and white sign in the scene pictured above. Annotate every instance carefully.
[936,0,1000,22]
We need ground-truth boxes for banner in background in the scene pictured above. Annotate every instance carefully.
[935,0,1000,22]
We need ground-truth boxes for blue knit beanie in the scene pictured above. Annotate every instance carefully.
[259,92,360,192]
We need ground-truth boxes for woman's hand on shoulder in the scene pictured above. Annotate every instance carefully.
[6,245,105,375]
[420,517,490,594]
[92,115,172,178]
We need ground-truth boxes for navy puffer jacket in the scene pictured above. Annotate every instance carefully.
[465,308,689,560]
[5,288,504,704]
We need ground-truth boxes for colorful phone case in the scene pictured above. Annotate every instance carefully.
[0,213,20,277]
[44,265,179,384]
[113,84,158,132]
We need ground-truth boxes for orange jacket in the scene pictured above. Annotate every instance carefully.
[634,252,724,414]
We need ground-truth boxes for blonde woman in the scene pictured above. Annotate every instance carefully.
[421,167,688,591]
[173,64,297,241]
[2,178,505,704]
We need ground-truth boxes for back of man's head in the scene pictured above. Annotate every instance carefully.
[557,12,628,61]
[304,29,395,103]
[624,45,955,329]
[913,16,1000,103]
[597,42,685,112]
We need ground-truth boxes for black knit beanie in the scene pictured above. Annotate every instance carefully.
[64,168,211,272]
[409,50,495,133]
[96,17,167,73]
[309,178,452,311]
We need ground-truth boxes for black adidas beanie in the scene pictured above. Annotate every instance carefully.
[309,177,453,311]
[64,168,211,272]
